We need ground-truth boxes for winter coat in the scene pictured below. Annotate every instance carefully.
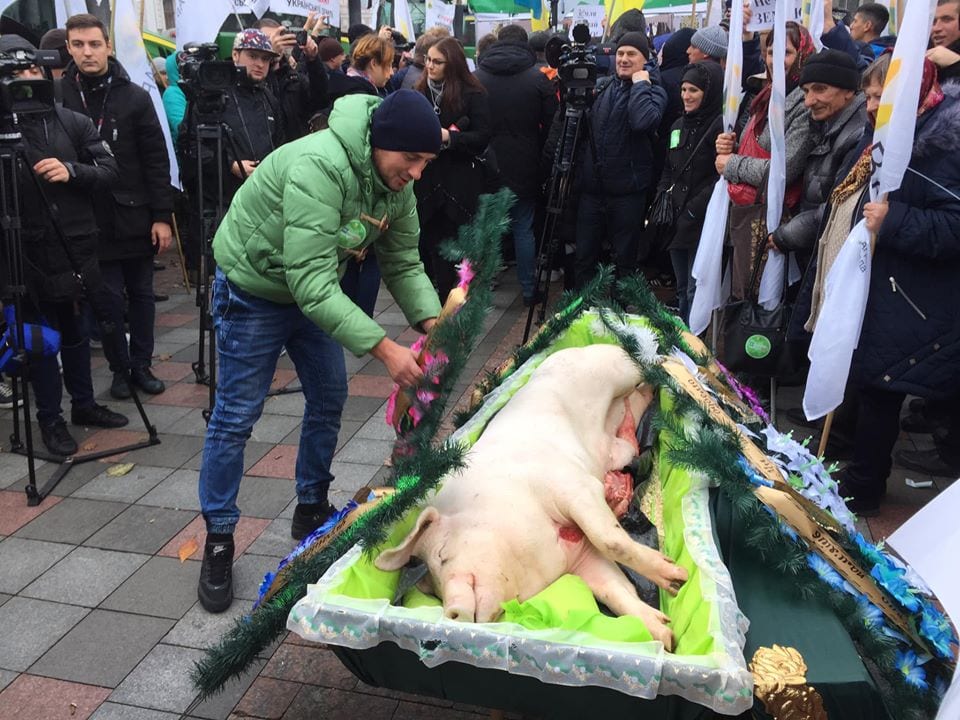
[772,93,867,255]
[656,61,723,252]
[179,77,285,207]
[821,23,876,70]
[415,88,492,225]
[324,70,380,110]
[19,107,120,302]
[266,56,327,140]
[60,58,173,262]
[162,53,187,138]
[474,41,558,199]
[576,63,668,197]
[656,29,697,143]
[722,86,815,192]
[849,84,960,397]
[212,94,441,356]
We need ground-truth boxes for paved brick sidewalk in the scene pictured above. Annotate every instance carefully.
[0,262,949,720]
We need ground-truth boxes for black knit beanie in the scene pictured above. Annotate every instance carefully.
[369,90,442,155]
[799,49,860,91]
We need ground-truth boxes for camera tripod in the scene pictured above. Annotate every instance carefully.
[522,102,594,344]
[186,112,301,424]
[0,122,159,506]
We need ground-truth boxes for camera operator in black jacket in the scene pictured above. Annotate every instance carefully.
[2,35,127,457]
[179,30,287,214]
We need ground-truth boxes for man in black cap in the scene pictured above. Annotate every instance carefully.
[572,31,666,288]
[768,49,867,263]
[195,90,442,613]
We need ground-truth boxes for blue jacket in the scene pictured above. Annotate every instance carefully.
[850,84,960,396]
[577,61,667,196]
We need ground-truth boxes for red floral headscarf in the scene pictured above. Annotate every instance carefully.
[750,22,818,133]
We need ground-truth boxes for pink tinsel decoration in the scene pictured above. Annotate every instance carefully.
[715,360,771,424]
[457,260,475,289]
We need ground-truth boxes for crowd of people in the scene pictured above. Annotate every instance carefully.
[1,1,958,613]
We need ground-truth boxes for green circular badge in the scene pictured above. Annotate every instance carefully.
[744,334,772,359]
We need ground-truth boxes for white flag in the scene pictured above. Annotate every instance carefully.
[803,0,937,420]
[705,0,723,29]
[114,0,180,188]
[394,0,417,41]
[802,0,825,51]
[689,0,744,335]
[802,220,871,420]
[758,0,788,309]
[175,0,235,48]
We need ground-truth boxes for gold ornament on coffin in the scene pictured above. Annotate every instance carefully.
[750,645,828,720]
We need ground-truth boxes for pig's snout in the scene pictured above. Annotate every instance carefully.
[443,574,477,623]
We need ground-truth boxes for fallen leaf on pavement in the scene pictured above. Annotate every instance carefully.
[82,443,97,451]
[106,462,135,477]
[178,537,200,562]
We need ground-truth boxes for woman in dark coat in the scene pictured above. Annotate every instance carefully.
[803,54,960,513]
[414,37,492,300]
[655,61,723,323]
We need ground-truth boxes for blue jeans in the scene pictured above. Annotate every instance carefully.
[198,270,347,535]
[509,198,537,299]
[97,257,155,371]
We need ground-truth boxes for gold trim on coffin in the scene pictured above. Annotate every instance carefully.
[750,645,828,720]
[660,358,932,655]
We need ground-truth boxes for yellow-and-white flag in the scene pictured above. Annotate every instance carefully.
[802,0,825,50]
[803,0,937,421]
[689,2,744,335]
[394,0,417,41]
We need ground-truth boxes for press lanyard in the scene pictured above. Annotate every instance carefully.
[78,76,113,135]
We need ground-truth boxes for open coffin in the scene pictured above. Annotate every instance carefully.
[288,315,755,715]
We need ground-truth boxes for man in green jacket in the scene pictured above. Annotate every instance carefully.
[197,90,443,613]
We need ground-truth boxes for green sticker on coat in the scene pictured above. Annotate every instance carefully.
[670,129,681,149]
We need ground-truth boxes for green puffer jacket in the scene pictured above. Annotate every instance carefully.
[213,94,441,356]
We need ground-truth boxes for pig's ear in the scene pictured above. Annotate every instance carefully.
[374,506,440,571]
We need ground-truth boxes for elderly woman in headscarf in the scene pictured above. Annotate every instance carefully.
[802,53,960,514]
[655,60,724,322]
[714,21,818,299]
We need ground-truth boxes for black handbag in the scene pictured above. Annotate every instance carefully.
[648,128,712,227]
[720,235,791,377]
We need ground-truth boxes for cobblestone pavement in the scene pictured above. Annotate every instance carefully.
[0,262,949,719]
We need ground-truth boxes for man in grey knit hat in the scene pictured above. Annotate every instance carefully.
[688,25,729,63]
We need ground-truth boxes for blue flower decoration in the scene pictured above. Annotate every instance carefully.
[920,602,957,660]
[807,553,847,591]
[857,595,885,631]
[737,456,774,488]
[853,532,887,567]
[871,563,923,612]
[894,649,928,690]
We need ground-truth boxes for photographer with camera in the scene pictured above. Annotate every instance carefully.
[179,30,287,213]
[0,35,128,456]
[573,31,666,289]
[60,13,174,402]
[255,14,330,140]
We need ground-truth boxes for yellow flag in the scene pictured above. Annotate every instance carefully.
[604,0,646,29]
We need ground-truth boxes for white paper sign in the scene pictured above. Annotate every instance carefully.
[746,0,803,32]
[571,5,605,39]
[272,0,342,28]
[426,0,456,32]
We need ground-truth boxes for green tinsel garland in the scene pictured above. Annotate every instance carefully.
[191,189,514,698]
